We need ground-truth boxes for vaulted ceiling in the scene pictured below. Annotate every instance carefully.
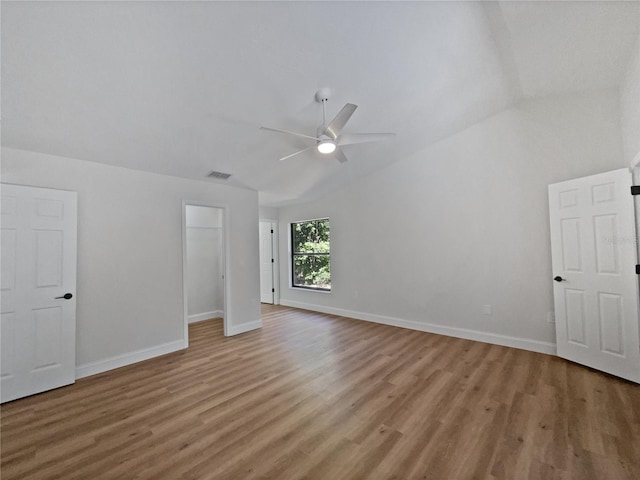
[2,1,639,206]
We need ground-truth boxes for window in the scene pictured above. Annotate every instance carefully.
[291,218,330,291]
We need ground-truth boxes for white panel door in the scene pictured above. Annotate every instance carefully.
[549,168,640,383]
[1,184,77,402]
[259,222,274,304]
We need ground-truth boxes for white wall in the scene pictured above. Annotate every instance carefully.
[1,147,261,375]
[278,90,625,352]
[259,205,279,221]
[186,205,224,321]
[621,34,640,167]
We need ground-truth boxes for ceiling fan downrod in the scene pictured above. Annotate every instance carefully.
[315,87,331,132]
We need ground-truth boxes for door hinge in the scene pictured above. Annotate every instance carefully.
[271,258,274,263]
[272,288,275,293]
[631,186,640,196]
[271,229,274,234]
[636,264,640,275]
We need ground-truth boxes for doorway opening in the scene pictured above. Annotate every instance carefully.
[182,202,228,345]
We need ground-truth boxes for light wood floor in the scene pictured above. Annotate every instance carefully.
[1,305,639,479]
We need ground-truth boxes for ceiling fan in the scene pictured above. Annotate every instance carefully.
[260,88,395,163]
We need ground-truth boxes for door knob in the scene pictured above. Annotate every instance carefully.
[55,293,73,300]
[553,276,564,283]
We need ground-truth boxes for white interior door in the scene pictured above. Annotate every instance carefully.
[1,184,78,402]
[259,221,275,304]
[549,168,640,383]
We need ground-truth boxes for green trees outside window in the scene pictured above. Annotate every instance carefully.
[291,219,330,290]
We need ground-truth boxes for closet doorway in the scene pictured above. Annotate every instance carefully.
[182,203,228,344]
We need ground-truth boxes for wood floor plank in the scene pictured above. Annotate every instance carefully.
[1,305,639,479]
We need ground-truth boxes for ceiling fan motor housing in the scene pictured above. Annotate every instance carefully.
[316,127,332,139]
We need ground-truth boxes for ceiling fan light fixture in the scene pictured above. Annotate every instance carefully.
[317,139,336,154]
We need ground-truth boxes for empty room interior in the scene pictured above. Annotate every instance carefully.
[2,1,640,479]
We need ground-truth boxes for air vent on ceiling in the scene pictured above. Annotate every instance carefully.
[207,170,232,180]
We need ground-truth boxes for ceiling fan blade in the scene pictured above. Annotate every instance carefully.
[260,126,321,142]
[279,146,317,162]
[325,103,358,139]
[337,133,396,146]
[333,148,348,163]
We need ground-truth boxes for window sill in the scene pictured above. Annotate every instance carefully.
[290,286,332,294]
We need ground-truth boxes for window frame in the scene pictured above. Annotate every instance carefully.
[290,218,331,292]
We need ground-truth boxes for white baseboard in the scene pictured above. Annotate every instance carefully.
[226,319,262,336]
[188,310,223,323]
[280,300,557,356]
[76,339,185,379]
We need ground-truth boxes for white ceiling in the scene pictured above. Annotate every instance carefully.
[2,1,638,206]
